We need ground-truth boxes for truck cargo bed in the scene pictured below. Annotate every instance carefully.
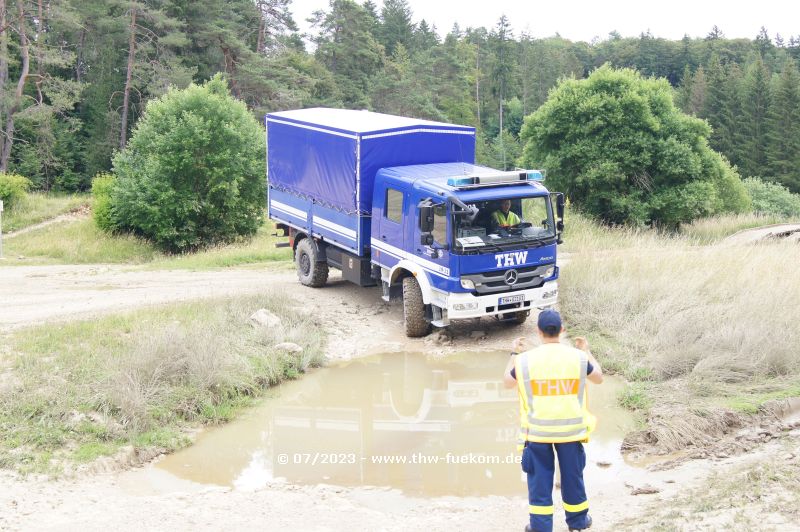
[266,108,475,255]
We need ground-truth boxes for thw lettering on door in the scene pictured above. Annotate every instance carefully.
[495,251,528,268]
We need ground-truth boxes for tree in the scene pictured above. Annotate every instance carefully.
[311,0,384,108]
[677,65,707,116]
[766,58,800,191]
[519,66,749,227]
[369,44,440,119]
[413,19,439,53]
[379,0,414,57]
[489,15,515,143]
[0,0,31,172]
[702,54,737,161]
[740,56,771,177]
[118,0,190,149]
[111,75,265,251]
[743,177,800,216]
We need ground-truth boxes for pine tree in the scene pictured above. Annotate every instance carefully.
[489,15,515,147]
[413,19,439,53]
[740,56,772,177]
[724,62,746,169]
[702,54,736,162]
[766,58,800,191]
[311,0,384,108]
[379,0,414,57]
[689,66,708,117]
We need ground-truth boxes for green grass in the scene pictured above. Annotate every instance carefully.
[2,192,89,232]
[617,382,653,411]
[147,223,292,270]
[0,294,326,474]
[723,379,800,414]
[4,217,292,268]
[5,217,158,264]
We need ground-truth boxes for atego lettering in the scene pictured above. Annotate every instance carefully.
[495,251,529,268]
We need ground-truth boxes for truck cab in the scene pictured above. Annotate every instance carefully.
[371,163,563,336]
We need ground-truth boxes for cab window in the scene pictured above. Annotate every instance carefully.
[385,188,403,223]
[432,204,447,245]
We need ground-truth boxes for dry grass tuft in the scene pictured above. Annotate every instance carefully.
[561,212,800,448]
[0,293,326,473]
[562,240,800,384]
[682,212,799,243]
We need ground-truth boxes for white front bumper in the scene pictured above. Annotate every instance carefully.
[445,281,559,320]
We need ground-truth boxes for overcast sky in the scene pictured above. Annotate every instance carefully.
[290,0,799,43]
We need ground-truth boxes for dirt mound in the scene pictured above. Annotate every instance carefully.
[623,397,800,468]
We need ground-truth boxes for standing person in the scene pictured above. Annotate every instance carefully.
[503,309,604,532]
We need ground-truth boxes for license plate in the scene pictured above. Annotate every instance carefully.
[499,294,525,305]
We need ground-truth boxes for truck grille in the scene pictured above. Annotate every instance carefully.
[462,264,553,295]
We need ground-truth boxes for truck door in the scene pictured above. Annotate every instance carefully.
[377,183,407,256]
[412,195,450,278]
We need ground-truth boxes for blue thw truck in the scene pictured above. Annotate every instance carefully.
[266,108,564,337]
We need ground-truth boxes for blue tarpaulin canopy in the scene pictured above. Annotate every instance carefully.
[266,108,476,214]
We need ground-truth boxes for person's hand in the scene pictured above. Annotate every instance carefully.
[574,337,589,351]
[512,336,527,353]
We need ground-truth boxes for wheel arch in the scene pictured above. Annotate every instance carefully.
[389,261,433,305]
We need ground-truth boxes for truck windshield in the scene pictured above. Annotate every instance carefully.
[452,196,555,253]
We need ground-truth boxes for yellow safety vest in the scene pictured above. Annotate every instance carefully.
[492,210,520,227]
[514,344,596,449]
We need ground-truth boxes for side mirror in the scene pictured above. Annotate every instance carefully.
[421,233,434,246]
[419,204,434,233]
[551,192,565,244]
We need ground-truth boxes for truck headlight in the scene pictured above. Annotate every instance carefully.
[543,267,555,278]
[460,279,475,289]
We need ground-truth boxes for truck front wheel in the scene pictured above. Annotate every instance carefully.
[402,276,431,337]
[295,238,328,287]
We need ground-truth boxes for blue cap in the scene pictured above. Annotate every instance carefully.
[537,309,562,335]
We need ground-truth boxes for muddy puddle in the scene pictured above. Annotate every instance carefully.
[121,352,642,497]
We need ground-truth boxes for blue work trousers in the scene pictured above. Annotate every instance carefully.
[521,441,590,532]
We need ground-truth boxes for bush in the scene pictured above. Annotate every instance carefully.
[91,173,116,231]
[742,177,800,217]
[111,74,265,252]
[0,173,32,209]
[520,65,750,227]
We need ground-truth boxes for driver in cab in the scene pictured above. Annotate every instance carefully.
[491,199,521,230]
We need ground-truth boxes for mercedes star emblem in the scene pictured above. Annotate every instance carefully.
[504,269,519,285]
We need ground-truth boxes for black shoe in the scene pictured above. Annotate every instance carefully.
[568,515,592,531]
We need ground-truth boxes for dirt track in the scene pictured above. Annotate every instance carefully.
[1,251,799,530]
[0,263,528,359]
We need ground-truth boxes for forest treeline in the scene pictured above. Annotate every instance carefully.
[1,0,798,194]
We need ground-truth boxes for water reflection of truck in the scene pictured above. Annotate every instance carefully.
[271,354,521,496]
[266,108,565,337]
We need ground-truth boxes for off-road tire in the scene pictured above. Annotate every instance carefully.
[402,276,431,337]
[295,238,328,288]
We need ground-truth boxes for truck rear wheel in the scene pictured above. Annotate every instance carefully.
[402,276,431,337]
[295,238,328,287]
